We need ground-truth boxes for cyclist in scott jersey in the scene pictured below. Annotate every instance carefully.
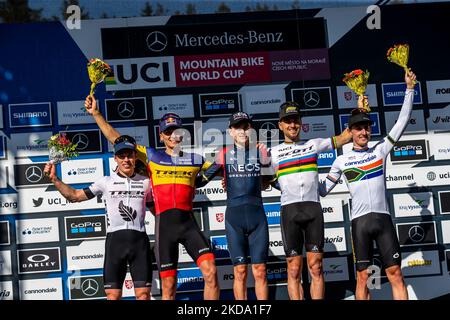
[319,70,416,300]
[44,138,153,300]
[269,102,352,299]
[197,111,274,300]
[85,96,219,300]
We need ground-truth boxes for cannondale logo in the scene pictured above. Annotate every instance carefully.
[427,171,436,181]
[25,166,43,183]
[303,91,320,108]
[72,133,89,151]
[81,279,99,296]
[146,31,168,52]
[408,225,425,243]
[259,122,277,139]
[117,101,135,119]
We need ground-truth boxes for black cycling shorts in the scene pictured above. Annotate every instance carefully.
[351,212,401,272]
[103,229,153,290]
[155,209,214,278]
[280,201,324,256]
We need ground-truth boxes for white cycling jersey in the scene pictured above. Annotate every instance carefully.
[320,89,414,220]
[269,137,337,205]
[84,171,152,233]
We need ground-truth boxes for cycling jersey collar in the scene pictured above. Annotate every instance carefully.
[116,171,136,179]
[352,147,369,152]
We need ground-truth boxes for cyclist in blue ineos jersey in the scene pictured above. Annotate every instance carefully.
[320,70,416,300]
[197,111,274,300]
[44,138,153,300]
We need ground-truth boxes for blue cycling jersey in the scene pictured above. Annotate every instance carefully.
[200,144,273,207]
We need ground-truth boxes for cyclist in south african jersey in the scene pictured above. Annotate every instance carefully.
[319,70,416,300]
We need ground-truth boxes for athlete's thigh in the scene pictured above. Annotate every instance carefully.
[225,207,249,265]
[374,213,401,269]
[104,231,129,289]
[303,202,325,253]
[181,211,212,263]
[155,213,180,275]
[351,215,374,271]
[281,203,304,257]
[128,231,153,288]
[247,206,269,265]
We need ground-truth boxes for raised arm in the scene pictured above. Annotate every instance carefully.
[378,70,416,155]
[85,95,121,144]
[44,163,88,202]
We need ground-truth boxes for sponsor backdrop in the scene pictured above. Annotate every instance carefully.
[1,3,450,300]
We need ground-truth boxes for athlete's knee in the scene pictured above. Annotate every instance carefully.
[106,290,122,300]
[252,264,267,282]
[386,266,405,285]
[287,259,301,279]
[201,261,218,286]
[308,259,323,279]
[161,276,177,294]
[356,269,370,284]
[135,290,151,300]
[234,264,248,282]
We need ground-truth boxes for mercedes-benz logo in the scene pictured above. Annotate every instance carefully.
[117,101,135,119]
[72,133,89,151]
[303,90,320,108]
[81,279,99,297]
[146,31,168,52]
[259,122,278,139]
[25,166,43,183]
[408,225,425,243]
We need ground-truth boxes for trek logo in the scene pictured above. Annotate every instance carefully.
[17,248,61,274]
[8,103,52,128]
[104,57,176,91]
[155,170,194,178]
[65,215,107,241]
[199,92,240,117]
[390,139,428,163]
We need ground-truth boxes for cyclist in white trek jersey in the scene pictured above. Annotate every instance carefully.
[45,136,153,300]
[269,102,352,299]
[319,70,417,300]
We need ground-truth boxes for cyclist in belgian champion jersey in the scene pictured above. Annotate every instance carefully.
[269,102,352,299]
[84,96,219,300]
[44,138,153,300]
[319,70,416,300]
[197,111,274,300]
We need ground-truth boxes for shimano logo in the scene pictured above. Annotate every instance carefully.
[177,276,204,284]
[345,155,377,166]
[13,112,47,118]
[265,211,280,217]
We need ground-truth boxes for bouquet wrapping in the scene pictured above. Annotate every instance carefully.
[386,44,417,85]
[87,58,112,95]
[47,133,79,165]
[342,69,371,112]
